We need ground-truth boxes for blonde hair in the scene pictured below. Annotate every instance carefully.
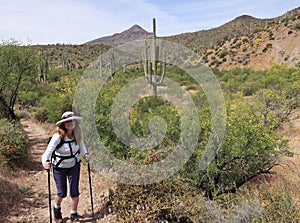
[53,120,83,144]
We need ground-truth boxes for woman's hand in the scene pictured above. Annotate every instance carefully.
[84,153,91,162]
[43,160,52,170]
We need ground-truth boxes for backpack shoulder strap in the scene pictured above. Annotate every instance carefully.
[48,136,64,150]
[55,137,64,150]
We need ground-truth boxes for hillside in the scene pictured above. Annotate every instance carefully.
[30,44,110,70]
[31,7,300,70]
[197,8,300,69]
[164,15,270,51]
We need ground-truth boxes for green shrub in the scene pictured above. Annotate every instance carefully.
[111,177,206,222]
[294,23,300,30]
[192,100,290,198]
[47,68,69,82]
[34,94,63,123]
[18,91,39,107]
[254,181,300,222]
[0,119,28,167]
[217,48,229,58]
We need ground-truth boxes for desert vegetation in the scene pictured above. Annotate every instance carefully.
[1,38,299,222]
[1,8,300,222]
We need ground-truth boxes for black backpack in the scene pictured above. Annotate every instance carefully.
[47,136,80,167]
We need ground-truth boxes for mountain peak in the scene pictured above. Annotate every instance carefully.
[86,24,152,46]
[129,24,147,32]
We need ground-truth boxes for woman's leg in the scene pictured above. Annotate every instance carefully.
[55,195,63,207]
[70,196,79,212]
[53,167,68,200]
[53,167,67,221]
[68,162,81,213]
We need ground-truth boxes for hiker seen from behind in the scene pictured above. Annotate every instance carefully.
[42,111,91,222]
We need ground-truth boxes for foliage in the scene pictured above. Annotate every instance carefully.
[111,176,206,222]
[34,71,81,123]
[250,64,300,128]
[18,79,54,108]
[0,40,38,120]
[294,22,300,30]
[217,48,229,58]
[250,180,300,222]
[94,68,198,163]
[110,175,300,222]
[0,119,28,167]
[34,93,64,123]
[92,64,296,201]
[128,96,181,162]
[197,100,290,198]
[6,42,298,221]
[47,68,70,82]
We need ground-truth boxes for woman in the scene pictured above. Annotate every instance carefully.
[42,111,90,222]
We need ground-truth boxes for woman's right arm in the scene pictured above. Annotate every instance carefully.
[41,133,62,169]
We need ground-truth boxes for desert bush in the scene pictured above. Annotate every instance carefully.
[253,181,300,222]
[34,71,80,123]
[111,176,267,223]
[34,94,64,123]
[111,177,206,222]
[294,22,300,30]
[183,99,291,199]
[0,119,28,167]
[217,48,229,58]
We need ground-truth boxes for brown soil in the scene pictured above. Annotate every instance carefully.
[2,118,116,223]
[272,109,300,180]
[250,109,300,188]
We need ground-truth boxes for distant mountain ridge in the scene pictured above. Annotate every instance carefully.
[36,6,300,70]
[86,24,153,46]
[86,7,300,51]
[164,14,271,51]
[85,14,273,49]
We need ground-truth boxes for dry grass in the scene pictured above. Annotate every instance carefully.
[0,169,28,221]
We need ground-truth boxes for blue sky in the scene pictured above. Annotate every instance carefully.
[0,0,299,45]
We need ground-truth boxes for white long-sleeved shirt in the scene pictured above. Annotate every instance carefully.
[42,133,88,168]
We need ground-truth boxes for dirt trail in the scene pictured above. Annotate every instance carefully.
[5,118,115,223]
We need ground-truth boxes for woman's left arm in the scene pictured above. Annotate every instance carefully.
[79,140,90,161]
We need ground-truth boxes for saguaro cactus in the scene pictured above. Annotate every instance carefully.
[109,48,115,77]
[144,18,166,96]
[38,49,49,82]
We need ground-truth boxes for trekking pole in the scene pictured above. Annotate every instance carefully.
[88,162,95,220]
[47,169,53,223]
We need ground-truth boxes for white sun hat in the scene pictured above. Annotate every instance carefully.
[56,111,82,126]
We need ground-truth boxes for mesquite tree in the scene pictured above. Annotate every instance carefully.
[0,40,38,121]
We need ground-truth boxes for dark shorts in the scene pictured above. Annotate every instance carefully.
[53,162,80,198]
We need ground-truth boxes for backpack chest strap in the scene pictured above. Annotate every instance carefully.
[53,139,80,167]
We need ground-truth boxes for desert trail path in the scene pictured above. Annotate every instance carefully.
[6,118,114,223]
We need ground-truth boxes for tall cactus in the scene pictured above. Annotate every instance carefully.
[109,48,115,78]
[38,48,49,82]
[144,18,166,96]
